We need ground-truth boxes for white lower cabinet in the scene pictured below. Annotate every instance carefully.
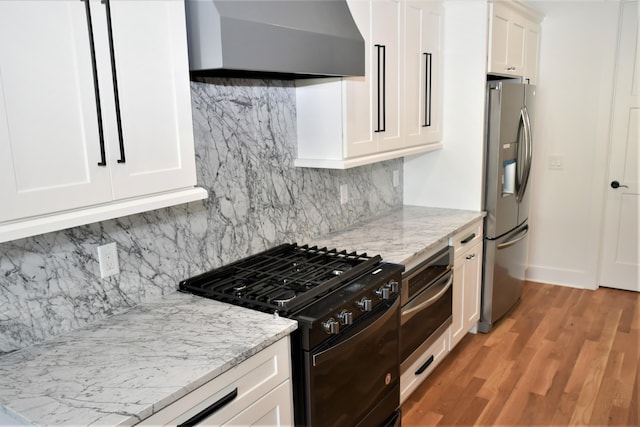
[400,328,449,404]
[139,337,293,426]
[450,221,484,349]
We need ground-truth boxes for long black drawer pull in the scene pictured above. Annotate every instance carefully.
[423,52,432,127]
[460,233,476,244]
[415,355,434,375]
[178,387,238,427]
[103,0,126,163]
[82,0,106,166]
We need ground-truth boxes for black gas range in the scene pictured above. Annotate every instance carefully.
[179,243,403,427]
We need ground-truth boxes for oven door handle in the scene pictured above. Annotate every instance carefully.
[312,297,399,367]
[401,273,453,325]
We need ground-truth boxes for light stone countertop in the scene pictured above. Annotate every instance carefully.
[313,205,485,271]
[0,205,483,425]
[0,292,297,426]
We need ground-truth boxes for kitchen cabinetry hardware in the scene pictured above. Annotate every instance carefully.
[375,44,386,133]
[177,387,238,427]
[460,233,476,244]
[610,180,629,189]
[507,66,516,71]
[414,355,434,375]
[82,0,107,167]
[103,0,125,164]
[466,253,476,260]
[423,52,432,127]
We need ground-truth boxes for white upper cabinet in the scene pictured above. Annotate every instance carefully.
[0,0,206,242]
[295,0,444,170]
[487,0,543,82]
[403,0,444,146]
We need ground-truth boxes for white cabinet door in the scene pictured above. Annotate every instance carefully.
[451,242,482,349]
[345,0,401,158]
[523,22,541,84]
[345,0,377,158]
[488,1,526,77]
[403,0,443,147]
[218,380,293,427]
[0,1,111,222]
[373,0,402,153]
[103,0,197,199]
[450,221,484,349]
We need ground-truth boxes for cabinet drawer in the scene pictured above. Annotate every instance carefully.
[451,220,483,259]
[139,337,291,426]
[400,328,449,404]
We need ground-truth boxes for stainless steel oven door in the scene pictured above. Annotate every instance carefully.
[302,297,400,427]
[400,271,453,373]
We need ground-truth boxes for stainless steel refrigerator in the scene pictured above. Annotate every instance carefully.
[479,80,534,333]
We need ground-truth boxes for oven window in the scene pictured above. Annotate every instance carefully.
[400,277,452,362]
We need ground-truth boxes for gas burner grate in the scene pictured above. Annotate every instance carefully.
[178,243,381,315]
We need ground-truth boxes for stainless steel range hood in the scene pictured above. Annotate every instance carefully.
[185,0,365,79]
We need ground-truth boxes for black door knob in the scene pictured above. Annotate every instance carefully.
[611,180,629,189]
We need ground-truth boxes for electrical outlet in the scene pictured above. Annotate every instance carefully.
[340,184,348,205]
[393,170,400,187]
[97,242,119,278]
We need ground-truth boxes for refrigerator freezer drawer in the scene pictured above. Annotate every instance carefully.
[479,223,528,333]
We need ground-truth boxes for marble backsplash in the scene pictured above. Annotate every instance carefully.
[0,78,402,354]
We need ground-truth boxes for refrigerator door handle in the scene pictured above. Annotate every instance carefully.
[516,107,533,202]
[497,225,529,250]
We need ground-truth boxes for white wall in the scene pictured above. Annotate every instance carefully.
[403,0,488,211]
[526,1,619,289]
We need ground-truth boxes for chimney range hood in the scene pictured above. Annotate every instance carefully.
[185,0,365,79]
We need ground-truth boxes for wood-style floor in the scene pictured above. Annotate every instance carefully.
[401,281,639,426]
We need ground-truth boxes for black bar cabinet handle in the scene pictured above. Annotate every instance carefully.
[375,44,382,133]
[178,387,238,427]
[415,355,434,375]
[381,44,386,132]
[103,0,126,163]
[423,52,432,127]
[82,0,107,166]
[460,233,476,244]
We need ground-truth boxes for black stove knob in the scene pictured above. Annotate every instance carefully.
[375,286,390,300]
[322,317,340,335]
[355,297,372,312]
[336,309,353,325]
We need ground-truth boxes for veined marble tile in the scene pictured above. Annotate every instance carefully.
[0,78,402,353]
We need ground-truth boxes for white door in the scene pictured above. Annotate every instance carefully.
[345,0,377,158]
[0,1,111,222]
[374,0,402,153]
[600,1,639,292]
[404,1,443,148]
[97,0,197,200]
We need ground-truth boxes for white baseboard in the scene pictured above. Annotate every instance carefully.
[526,265,597,290]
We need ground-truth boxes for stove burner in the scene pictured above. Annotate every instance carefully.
[272,291,297,306]
[178,243,381,314]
